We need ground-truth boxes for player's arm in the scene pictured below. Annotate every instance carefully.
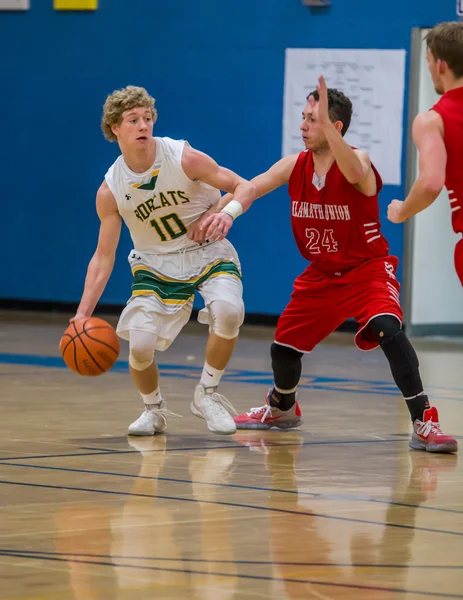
[71,182,122,321]
[323,127,375,193]
[327,139,376,197]
[216,154,298,210]
[182,145,256,213]
[184,145,276,242]
[388,111,446,224]
[188,154,298,242]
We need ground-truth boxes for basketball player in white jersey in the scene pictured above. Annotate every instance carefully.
[71,86,256,436]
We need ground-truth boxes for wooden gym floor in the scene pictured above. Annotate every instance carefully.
[0,310,462,599]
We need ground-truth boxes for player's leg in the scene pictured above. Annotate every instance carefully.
[236,341,306,430]
[194,274,244,434]
[235,267,347,429]
[202,308,240,384]
[368,315,457,453]
[354,258,457,453]
[126,329,165,436]
[117,294,193,435]
[129,330,160,401]
[268,342,303,410]
[368,315,427,419]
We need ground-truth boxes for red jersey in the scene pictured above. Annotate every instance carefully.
[288,150,390,275]
[431,87,463,234]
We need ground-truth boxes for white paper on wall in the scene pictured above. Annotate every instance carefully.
[282,48,406,186]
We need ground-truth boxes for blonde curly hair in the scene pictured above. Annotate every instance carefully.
[101,85,158,142]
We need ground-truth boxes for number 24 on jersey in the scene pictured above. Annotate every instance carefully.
[305,228,338,254]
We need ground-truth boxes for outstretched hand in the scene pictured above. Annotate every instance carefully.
[200,212,234,242]
[309,75,330,126]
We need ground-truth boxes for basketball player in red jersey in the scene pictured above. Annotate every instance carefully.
[190,75,457,453]
[388,22,463,284]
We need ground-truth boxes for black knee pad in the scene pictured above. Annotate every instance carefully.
[378,330,419,375]
[271,342,304,362]
[271,343,303,389]
[369,315,402,342]
[370,317,422,398]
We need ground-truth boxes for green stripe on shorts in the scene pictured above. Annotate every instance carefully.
[131,261,241,299]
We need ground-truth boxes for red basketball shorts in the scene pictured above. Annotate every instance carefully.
[454,238,463,286]
[275,256,403,352]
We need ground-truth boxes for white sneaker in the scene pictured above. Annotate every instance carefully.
[128,400,180,436]
[190,384,237,435]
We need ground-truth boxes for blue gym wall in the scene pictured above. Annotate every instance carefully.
[0,1,457,315]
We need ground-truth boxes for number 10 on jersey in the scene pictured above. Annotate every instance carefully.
[150,213,187,241]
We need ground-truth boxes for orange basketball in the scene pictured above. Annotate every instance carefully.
[59,317,120,376]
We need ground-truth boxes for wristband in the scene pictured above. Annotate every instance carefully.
[220,200,243,221]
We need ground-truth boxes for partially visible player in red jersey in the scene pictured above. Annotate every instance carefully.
[388,22,463,284]
[191,75,457,453]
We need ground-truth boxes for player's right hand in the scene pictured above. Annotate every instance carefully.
[61,313,89,348]
[69,313,90,323]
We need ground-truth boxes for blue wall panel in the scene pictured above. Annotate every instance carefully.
[0,0,457,313]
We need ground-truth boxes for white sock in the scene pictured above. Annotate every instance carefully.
[200,362,224,389]
[141,387,162,407]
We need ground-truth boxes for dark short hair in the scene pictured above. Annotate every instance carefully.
[425,22,463,79]
[307,88,353,136]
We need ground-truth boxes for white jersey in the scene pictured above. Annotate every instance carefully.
[105,136,220,253]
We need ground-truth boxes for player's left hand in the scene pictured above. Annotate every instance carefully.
[387,199,408,224]
[310,75,330,126]
[187,216,208,243]
[201,212,234,241]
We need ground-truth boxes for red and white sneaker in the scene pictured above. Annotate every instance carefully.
[234,390,303,430]
[410,407,458,453]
